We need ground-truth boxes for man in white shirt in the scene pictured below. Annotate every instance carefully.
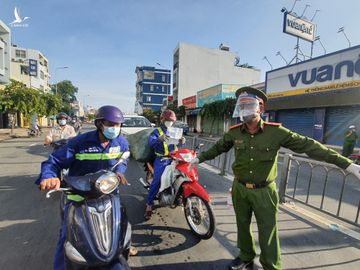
[45,112,77,145]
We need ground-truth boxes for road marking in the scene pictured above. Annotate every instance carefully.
[29,143,38,146]
[283,202,360,241]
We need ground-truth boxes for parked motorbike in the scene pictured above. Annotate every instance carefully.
[46,151,132,269]
[140,145,215,239]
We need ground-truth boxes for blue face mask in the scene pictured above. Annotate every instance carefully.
[102,125,120,140]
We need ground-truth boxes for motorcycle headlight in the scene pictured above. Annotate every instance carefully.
[179,153,194,163]
[95,172,119,194]
[65,241,86,264]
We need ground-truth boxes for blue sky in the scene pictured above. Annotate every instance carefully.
[1,0,359,112]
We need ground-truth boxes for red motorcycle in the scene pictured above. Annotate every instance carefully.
[140,145,215,239]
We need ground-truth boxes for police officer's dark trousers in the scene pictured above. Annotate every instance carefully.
[232,181,281,270]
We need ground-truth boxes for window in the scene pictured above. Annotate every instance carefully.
[162,85,165,92]
[15,49,26,58]
[143,70,154,80]
[162,75,166,82]
[40,70,45,79]
[20,65,29,75]
[146,96,151,102]
[0,47,4,74]
[150,85,154,91]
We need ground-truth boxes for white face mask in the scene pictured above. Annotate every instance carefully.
[58,119,67,126]
[164,121,174,128]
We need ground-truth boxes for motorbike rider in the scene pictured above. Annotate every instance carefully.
[36,105,131,270]
[145,109,186,220]
[45,112,77,145]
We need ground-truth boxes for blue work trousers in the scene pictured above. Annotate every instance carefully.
[54,202,71,270]
[147,157,171,205]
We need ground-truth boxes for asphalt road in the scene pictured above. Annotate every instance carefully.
[0,124,359,270]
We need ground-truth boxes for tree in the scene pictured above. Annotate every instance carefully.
[0,80,41,134]
[141,108,161,124]
[0,80,63,134]
[166,104,186,121]
[200,98,236,135]
[51,80,78,114]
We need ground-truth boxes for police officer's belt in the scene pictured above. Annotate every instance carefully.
[237,179,272,189]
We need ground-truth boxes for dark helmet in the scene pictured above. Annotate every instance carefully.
[96,105,124,124]
[160,110,177,122]
[56,112,68,120]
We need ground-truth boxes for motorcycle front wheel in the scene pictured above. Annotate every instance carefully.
[184,195,215,239]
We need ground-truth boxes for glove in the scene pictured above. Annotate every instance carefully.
[179,137,186,145]
[117,173,129,185]
[188,158,199,171]
[346,163,360,179]
[158,134,168,142]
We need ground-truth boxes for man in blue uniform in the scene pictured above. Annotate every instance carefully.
[144,110,185,219]
[36,105,130,270]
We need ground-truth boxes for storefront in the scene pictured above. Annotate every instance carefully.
[266,45,360,146]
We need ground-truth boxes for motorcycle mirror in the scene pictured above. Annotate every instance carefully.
[111,151,131,171]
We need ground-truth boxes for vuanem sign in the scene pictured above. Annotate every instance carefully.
[283,12,315,42]
[266,46,360,98]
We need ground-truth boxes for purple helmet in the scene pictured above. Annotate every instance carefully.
[96,105,124,124]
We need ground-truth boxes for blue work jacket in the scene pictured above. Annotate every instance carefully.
[36,130,129,184]
[148,125,182,157]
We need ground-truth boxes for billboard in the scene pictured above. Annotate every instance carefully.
[182,95,196,109]
[197,85,222,107]
[283,12,316,42]
[29,59,37,77]
[266,46,360,98]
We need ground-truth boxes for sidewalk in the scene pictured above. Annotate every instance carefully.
[0,127,51,142]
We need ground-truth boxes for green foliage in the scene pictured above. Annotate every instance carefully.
[200,98,236,135]
[166,104,186,120]
[51,80,78,113]
[200,98,236,119]
[0,80,62,119]
[141,108,160,124]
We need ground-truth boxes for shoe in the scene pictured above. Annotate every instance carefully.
[144,205,152,220]
[229,257,254,270]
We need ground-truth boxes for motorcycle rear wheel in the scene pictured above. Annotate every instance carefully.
[184,195,215,239]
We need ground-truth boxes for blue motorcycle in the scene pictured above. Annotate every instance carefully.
[46,152,132,269]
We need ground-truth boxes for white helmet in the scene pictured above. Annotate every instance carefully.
[349,125,356,129]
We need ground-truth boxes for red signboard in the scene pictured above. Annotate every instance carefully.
[182,95,196,108]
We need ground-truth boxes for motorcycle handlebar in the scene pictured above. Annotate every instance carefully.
[46,188,71,198]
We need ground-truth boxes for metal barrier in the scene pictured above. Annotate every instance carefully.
[185,135,360,226]
[279,154,360,226]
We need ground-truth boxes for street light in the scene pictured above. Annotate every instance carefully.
[54,66,69,95]
[337,27,351,48]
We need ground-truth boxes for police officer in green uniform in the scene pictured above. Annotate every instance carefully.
[188,87,360,270]
[342,125,358,157]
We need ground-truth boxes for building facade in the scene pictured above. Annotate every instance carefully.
[11,45,51,92]
[265,45,360,147]
[0,20,11,128]
[135,66,171,112]
[173,42,261,105]
[0,20,11,86]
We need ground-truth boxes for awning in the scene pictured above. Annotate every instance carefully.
[186,108,202,115]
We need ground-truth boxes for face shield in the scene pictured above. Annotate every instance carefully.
[232,94,260,123]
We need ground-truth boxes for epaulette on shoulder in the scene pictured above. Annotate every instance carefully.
[229,123,243,130]
[264,122,282,127]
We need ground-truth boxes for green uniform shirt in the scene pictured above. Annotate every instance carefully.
[198,119,352,184]
[344,130,358,144]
